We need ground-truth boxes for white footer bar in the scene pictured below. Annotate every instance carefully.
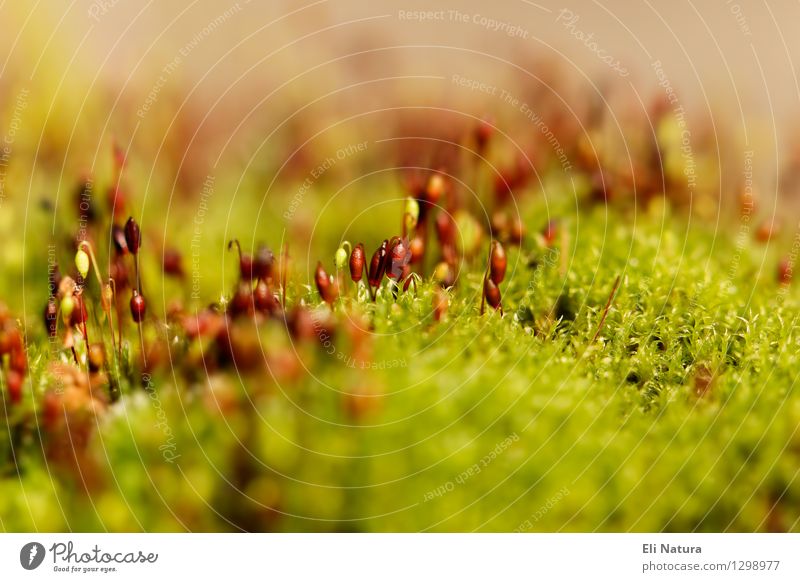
[1,534,797,581]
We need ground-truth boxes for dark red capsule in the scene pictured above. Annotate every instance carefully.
[509,216,524,245]
[71,294,88,327]
[181,309,223,339]
[435,212,455,247]
[9,347,26,375]
[112,224,128,255]
[756,219,779,243]
[432,287,448,321]
[403,275,414,293]
[228,240,253,281]
[387,237,410,280]
[542,219,559,247]
[107,185,126,217]
[87,343,105,373]
[41,391,60,429]
[409,236,424,265]
[130,290,146,323]
[286,306,315,341]
[6,326,22,354]
[425,174,444,206]
[315,262,338,305]
[349,243,365,282]
[484,278,502,310]
[589,170,611,203]
[163,247,184,278]
[254,281,277,314]
[0,326,22,358]
[228,282,252,318]
[489,241,507,285]
[368,240,389,288]
[110,256,130,290]
[125,217,141,255]
[494,173,514,204]
[240,254,253,281]
[112,140,125,169]
[6,370,23,404]
[254,245,274,280]
[778,257,793,285]
[0,329,11,356]
[44,301,58,338]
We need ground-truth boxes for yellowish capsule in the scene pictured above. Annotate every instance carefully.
[61,295,75,324]
[75,249,90,279]
[102,283,114,311]
[405,197,419,231]
[334,247,348,270]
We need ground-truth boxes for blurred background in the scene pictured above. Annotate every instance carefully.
[1,0,799,307]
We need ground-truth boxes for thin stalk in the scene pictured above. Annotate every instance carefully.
[78,294,91,359]
[480,277,486,316]
[110,278,123,365]
[134,254,141,296]
[109,278,122,367]
[55,300,79,365]
[591,275,621,344]
[137,321,147,368]
[480,243,492,316]
[79,241,117,358]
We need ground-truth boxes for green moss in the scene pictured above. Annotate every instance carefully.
[2,201,800,532]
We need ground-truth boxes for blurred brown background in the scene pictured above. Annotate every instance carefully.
[2,0,799,212]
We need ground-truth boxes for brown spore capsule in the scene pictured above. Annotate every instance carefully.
[254,245,274,280]
[315,262,338,305]
[489,241,507,285]
[543,219,559,247]
[228,239,253,281]
[254,281,277,314]
[44,301,58,338]
[349,243,365,282]
[387,237,409,280]
[778,256,793,285]
[409,236,424,264]
[484,277,502,310]
[435,212,455,248]
[228,282,252,318]
[6,370,23,404]
[125,217,141,255]
[130,290,146,323]
[163,247,184,278]
[112,224,129,255]
[88,343,105,373]
[426,174,445,206]
[71,294,88,327]
[432,287,448,321]
[368,240,389,288]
